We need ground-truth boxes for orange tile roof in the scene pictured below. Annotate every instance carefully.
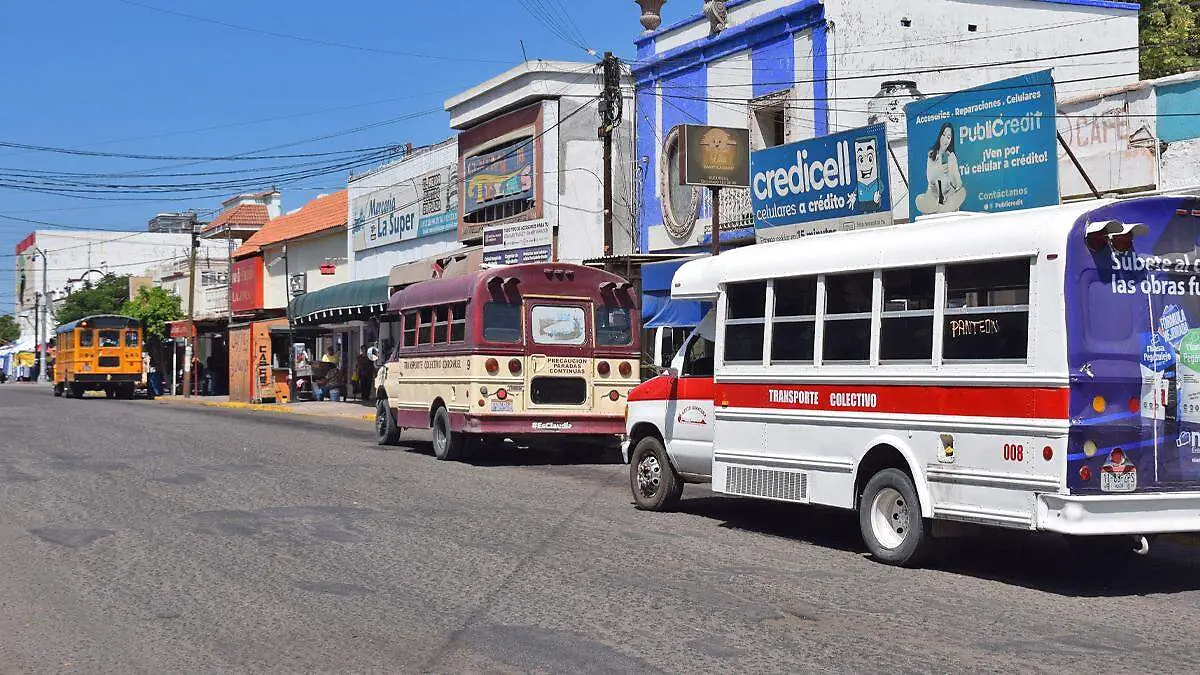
[232,190,347,259]
[202,202,270,234]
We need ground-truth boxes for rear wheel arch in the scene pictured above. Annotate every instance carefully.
[853,438,931,518]
[429,397,447,427]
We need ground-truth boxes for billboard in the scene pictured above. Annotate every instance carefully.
[751,123,892,242]
[680,125,750,187]
[351,164,458,252]
[483,219,553,266]
[906,70,1059,218]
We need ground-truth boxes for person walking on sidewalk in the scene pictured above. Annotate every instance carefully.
[355,345,375,403]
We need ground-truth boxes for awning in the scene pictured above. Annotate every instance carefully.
[646,299,710,329]
[289,275,390,326]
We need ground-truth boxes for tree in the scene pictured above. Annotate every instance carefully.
[121,286,184,344]
[54,274,131,326]
[1140,0,1200,79]
[0,313,19,346]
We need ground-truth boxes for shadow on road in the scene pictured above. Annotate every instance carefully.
[394,439,622,467]
[675,494,1200,596]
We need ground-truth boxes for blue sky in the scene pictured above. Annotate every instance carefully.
[0,0,701,311]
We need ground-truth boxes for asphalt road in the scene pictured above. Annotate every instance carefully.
[3,384,1200,673]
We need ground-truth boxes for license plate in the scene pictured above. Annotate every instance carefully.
[1101,470,1137,493]
[490,401,514,413]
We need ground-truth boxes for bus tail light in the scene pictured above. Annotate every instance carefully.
[508,358,522,375]
[485,358,499,375]
[608,390,620,401]
[1043,445,1053,461]
[496,388,508,400]
[618,361,632,378]
[597,361,611,376]
[1080,465,1092,481]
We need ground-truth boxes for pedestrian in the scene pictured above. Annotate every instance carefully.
[355,345,375,402]
[321,345,339,367]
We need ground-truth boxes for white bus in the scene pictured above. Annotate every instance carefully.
[623,195,1200,566]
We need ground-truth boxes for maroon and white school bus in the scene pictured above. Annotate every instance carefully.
[374,262,641,460]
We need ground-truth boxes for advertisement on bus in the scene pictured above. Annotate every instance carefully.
[750,124,892,243]
[906,70,1059,219]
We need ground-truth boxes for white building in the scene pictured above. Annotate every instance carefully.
[632,0,1140,251]
[11,230,218,349]
[445,60,636,262]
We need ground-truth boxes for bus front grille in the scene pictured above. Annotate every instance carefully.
[530,377,587,405]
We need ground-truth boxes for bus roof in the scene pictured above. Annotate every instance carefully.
[55,314,140,335]
[671,199,1120,299]
[387,262,636,312]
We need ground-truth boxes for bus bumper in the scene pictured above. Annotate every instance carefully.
[459,413,626,438]
[1038,492,1200,535]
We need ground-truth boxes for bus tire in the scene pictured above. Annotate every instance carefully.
[858,468,932,567]
[375,398,400,446]
[431,406,464,461]
[629,435,683,512]
[53,384,63,397]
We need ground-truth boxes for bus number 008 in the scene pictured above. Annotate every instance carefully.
[1003,444,1024,462]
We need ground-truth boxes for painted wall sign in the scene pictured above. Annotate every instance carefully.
[680,124,750,187]
[482,219,553,266]
[906,70,1059,218]
[1057,89,1157,199]
[350,164,458,252]
[750,123,892,242]
[463,141,535,217]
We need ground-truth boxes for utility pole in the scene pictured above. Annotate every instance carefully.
[182,220,199,398]
[33,248,49,381]
[32,293,39,382]
[598,51,622,257]
[710,187,722,256]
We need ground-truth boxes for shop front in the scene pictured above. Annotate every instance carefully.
[228,318,290,403]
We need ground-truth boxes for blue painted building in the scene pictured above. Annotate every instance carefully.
[631,0,1140,254]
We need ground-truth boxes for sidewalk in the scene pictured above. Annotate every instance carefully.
[154,394,376,422]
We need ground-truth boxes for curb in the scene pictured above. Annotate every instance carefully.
[155,397,374,422]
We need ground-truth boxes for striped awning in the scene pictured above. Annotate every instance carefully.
[288,276,390,326]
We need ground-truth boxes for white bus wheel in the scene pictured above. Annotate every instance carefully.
[375,398,400,446]
[858,468,932,567]
[432,406,464,461]
[629,436,683,512]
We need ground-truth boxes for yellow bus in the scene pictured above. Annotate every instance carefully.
[53,314,145,399]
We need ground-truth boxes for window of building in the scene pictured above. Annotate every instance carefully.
[880,267,935,361]
[433,306,449,343]
[402,311,418,348]
[771,276,816,363]
[943,259,1031,361]
[749,90,791,151]
[449,303,467,343]
[483,303,522,343]
[823,272,873,362]
[724,281,766,362]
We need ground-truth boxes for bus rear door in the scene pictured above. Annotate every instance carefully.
[524,301,593,414]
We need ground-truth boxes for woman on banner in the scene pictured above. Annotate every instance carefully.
[914,122,966,215]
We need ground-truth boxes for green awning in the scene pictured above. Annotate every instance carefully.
[288,276,390,326]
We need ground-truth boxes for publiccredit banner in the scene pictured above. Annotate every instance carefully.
[906,70,1059,218]
[750,123,892,243]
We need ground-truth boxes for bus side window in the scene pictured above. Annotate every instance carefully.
[450,303,467,342]
[402,311,418,348]
[824,272,873,362]
[483,303,522,343]
[943,259,1030,361]
[79,330,93,348]
[683,335,714,378]
[434,306,449,343]
[724,281,766,363]
[419,308,433,345]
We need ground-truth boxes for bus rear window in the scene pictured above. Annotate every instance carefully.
[531,305,586,346]
[125,331,139,347]
[595,307,633,346]
[99,330,120,348]
[483,303,522,343]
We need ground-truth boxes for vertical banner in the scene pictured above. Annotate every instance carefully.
[906,70,1059,218]
[750,123,892,242]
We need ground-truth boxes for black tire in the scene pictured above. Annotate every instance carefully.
[431,406,465,461]
[53,384,63,397]
[375,397,400,446]
[858,468,933,567]
[629,435,683,511]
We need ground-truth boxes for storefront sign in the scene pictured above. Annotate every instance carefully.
[231,257,264,313]
[463,141,535,216]
[168,320,194,339]
[751,123,892,243]
[906,70,1059,218]
[1057,89,1157,199]
[482,219,553,265]
[351,164,458,252]
[680,125,750,187]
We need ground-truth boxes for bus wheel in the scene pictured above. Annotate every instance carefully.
[859,469,932,567]
[53,384,63,397]
[431,406,464,461]
[629,436,683,511]
[375,398,400,446]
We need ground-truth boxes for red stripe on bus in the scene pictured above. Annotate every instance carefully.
[714,383,1070,420]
